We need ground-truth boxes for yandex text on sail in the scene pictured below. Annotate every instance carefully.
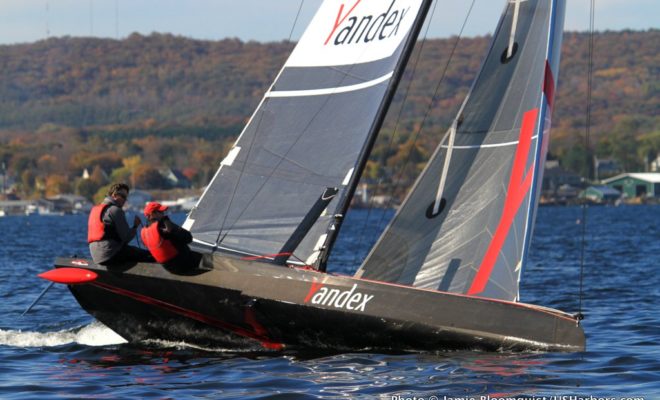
[325,0,410,45]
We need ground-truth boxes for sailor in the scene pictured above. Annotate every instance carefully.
[88,183,153,265]
[141,202,201,271]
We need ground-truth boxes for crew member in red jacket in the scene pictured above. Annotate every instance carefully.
[141,202,201,271]
[88,183,153,265]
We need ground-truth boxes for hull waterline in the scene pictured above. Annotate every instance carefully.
[53,255,585,352]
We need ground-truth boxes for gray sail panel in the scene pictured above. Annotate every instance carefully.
[356,0,564,302]
[188,83,389,258]
[185,0,428,261]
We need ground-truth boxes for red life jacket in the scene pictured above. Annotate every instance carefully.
[141,222,178,263]
[87,203,110,243]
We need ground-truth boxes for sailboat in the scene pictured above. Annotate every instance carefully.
[46,0,585,352]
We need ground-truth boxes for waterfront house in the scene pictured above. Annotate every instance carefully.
[580,185,621,204]
[602,173,660,199]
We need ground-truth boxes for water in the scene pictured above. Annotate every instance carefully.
[0,207,658,399]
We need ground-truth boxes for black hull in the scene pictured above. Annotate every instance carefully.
[54,255,585,352]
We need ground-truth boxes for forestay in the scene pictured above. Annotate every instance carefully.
[185,0,429,265]
[355,0,566,301]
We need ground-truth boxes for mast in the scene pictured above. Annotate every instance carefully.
[518,0,565,286]
[317,0,434,272]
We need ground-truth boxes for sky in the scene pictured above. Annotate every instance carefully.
[0,0,657,45]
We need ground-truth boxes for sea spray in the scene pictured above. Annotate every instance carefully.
[0,321,126,347]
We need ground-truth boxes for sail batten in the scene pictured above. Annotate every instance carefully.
[356,0,566,302]
[266,72,393,98]
[440,137,537,150]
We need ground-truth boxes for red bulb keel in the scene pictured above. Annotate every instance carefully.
[38,268,98,284]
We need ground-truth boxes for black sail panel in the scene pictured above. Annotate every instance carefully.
[185,0,430,263]
[356,0,566,302]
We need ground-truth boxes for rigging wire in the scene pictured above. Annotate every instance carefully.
[288,0,305,42]
[90,0,94,36]
[350,0,441,268]
[578,0,596,322]
[45,1,50,39]
[214,1,306,245]
[371,0,477,234]
[115,0,119,39]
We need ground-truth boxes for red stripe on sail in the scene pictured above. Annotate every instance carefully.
[468,108,539,296]
[543,60,555,108]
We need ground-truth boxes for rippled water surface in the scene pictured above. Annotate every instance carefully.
[0,206,658,399]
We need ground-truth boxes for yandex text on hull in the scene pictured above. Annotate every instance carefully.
[304,282,374,312]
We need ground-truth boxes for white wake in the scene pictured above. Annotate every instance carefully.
[0,321,127,347]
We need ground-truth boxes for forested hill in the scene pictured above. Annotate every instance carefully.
[0,30,658,198]
[0,34,293,138]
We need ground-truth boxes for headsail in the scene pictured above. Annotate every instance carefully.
[185,0,431,265]
[355,0,566,301]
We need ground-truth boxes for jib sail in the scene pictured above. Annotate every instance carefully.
[355,0,566,302]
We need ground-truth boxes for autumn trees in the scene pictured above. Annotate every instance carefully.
[0,31,658,200]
